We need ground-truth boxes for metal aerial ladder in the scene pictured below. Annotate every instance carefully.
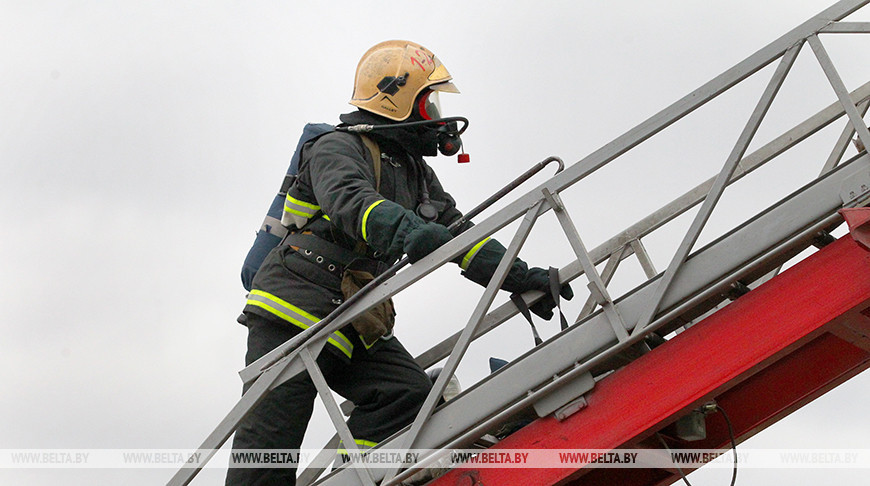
[170,1,870,484]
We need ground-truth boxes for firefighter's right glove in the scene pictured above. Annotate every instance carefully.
[405,222,453,263]
[459,238,573,319]
[517,267,574,320]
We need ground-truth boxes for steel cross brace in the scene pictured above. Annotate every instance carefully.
[544,187,629,342]
[299,349,376,486]
[808,34,870,162]
[578,245,628,321]
[576,239,659,322]
[824,99,869,172]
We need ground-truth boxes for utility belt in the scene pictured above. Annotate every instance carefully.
[282,233,389,282]
[281,232,395,349]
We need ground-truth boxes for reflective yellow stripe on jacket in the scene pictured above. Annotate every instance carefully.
[460,237,491,271]
[284,194,320,219]
[246,289,354,359]
[361,199,386,241]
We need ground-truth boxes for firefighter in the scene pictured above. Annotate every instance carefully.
[226,40,572,485]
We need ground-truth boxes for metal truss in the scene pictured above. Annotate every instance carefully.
[169,1,870,484]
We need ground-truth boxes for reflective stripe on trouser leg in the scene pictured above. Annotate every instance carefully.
[246,289,354,358]
[336,438,378,455]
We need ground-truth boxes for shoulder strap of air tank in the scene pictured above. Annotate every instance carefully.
[359,134,382,192]
[355,134,382,255]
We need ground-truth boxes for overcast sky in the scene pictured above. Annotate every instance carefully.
[3,1,870,485]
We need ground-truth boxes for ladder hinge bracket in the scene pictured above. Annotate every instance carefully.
[533,371,595,419]
[541,187,564,212]
[554,396,588,421]
[725,281,751,301]
[839,164,870,206]
[812,230,837,248]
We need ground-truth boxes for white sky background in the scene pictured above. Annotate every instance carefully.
[3,1,870,485]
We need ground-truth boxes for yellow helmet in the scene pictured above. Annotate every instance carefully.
[350,40,459,122]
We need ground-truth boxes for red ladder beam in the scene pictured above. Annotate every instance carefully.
[429,233,870,486]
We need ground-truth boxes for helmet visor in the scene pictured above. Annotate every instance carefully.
[416,90,442,120]
[429,80,459,94]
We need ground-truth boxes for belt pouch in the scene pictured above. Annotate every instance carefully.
[340,267,395,348]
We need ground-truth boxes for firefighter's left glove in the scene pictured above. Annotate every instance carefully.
[405,223,453,263]
[518,267,574,320]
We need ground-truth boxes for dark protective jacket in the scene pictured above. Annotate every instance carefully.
[243,111,523,360]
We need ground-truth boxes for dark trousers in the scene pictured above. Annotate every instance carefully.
[225,313,432,486]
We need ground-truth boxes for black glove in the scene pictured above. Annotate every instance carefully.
[404,222,453,263]
[517,267,574,320]
[459,238,573,319]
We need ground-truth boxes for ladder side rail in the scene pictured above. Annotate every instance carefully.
[411,79,870,374]
[315,153,869,486]
[820,21,870,32]
[632,42,802,337]
[379,201,547,483]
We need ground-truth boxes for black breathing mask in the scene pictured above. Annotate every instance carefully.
[436,119,463,156]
